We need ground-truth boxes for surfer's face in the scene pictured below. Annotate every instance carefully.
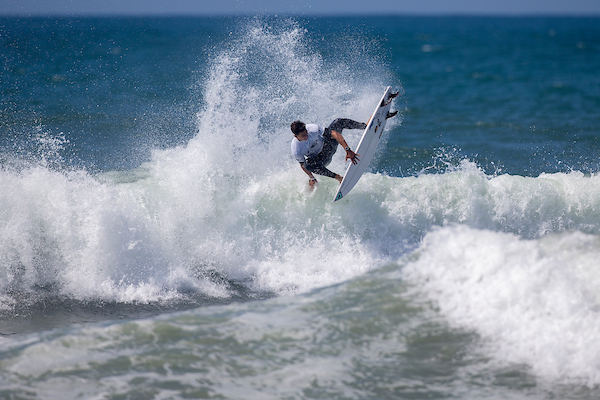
[295,129,308,141]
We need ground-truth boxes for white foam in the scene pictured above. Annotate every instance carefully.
[6,146,600,306]
[380,162,600,239]
[402,225,600,386]
[5,17,600,313]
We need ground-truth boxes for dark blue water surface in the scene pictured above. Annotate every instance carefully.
[2,17,599,174]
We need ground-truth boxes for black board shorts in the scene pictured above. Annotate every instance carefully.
[303,118,366,178]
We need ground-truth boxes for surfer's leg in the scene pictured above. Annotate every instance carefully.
[317,118,365,165]
[304,161,337,179]
[327,118,367,133]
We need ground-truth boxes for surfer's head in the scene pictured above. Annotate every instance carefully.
[290,121,306,136]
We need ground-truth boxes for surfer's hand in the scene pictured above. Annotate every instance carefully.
[346,149,360,165]
[308,177,317,190]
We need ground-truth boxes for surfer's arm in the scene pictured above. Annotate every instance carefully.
[299,163,318,187]
[330,130,360,165]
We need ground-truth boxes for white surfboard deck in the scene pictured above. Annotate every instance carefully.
[333,86,396,202]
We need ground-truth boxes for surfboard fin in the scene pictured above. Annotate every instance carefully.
[382,90,399,106]
[386,110,398,119]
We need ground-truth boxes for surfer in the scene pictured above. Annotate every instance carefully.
[290,118,364,189]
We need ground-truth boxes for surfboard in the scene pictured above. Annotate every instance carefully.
[333,86,397,202]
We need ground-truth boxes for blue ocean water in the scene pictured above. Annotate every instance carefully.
[1,15,600,399]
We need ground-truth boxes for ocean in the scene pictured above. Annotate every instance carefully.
[1,15,599,399]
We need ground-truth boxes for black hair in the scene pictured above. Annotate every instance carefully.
[290,120,306,135]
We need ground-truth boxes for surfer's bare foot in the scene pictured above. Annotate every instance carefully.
[386,110,398,119]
